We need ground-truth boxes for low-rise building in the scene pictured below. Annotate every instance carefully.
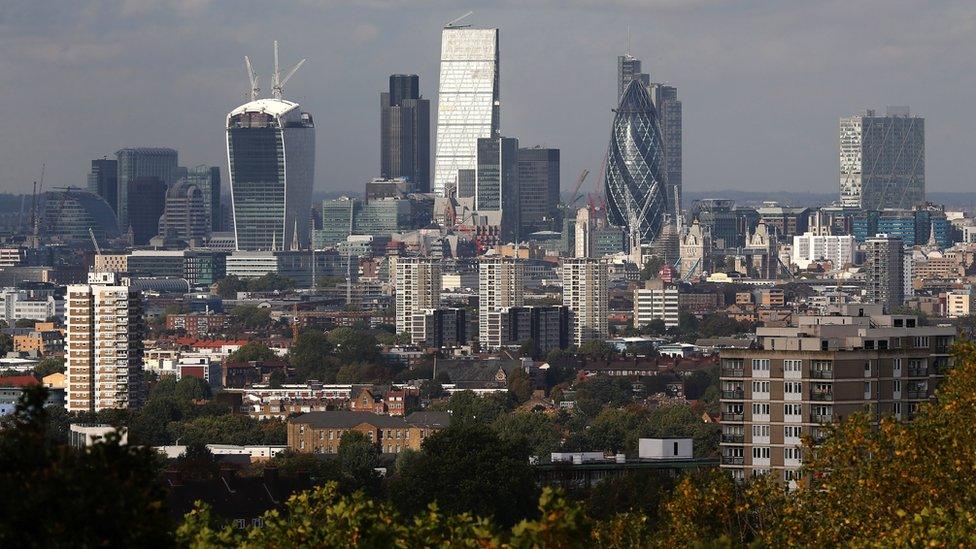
[287,411,450,455]
[946,290,974,318]
[634,279,679,329]
[165,313,229,337]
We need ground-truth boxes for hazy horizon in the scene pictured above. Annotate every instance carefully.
[2,1,975,197]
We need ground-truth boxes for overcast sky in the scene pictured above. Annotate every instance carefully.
[2,0,975,198]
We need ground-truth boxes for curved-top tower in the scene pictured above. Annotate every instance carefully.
[604,78,667,247]
[227,43,314,251]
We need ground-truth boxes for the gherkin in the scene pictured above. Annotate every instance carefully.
[604,78,667,246]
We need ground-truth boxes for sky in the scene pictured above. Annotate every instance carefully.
[1,0,975,198]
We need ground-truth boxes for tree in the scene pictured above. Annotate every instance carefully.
[225,341,278,364]
[214,275,247,299]
[175,443,220,481]
[507,367,534,403]
[268,370,285,389]
[174,376,212,402]
[228,305,272,330]
[390,422,538,526]
[168,415,286,446]
[579,340,616,363]
[0,386,173,546]
[14,318,36,329]
[34,357,65,377]
[0,333,12,355]
[289,330,337,382]
[573,377,633,418]
[639,318,668,336]
[444,390,508,426]
[639,256,665,281]
[491,411,561,458]
[519,339,538,359]
[326,327,379,363]
[336,431,381,496]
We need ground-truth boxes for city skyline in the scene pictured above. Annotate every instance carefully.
[2,2,976,198]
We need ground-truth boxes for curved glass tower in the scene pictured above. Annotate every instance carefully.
[604,78,667,246]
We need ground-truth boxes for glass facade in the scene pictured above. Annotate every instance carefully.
[840,108,925,210]
[380,74,430,193]
[115,148,178,230]
[517,147,560,234]
[127,177,167,245]
[41,188,120,246]
[227,99,315,251]
[183,165,221,231]
[433,27,499,197]
[87,159,118,216]
[476,137,520,243]
[604,79,667,246]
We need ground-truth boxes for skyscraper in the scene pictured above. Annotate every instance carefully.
[227,56,315,251]
[394,257,441,339]
[617,54,649,100]
[517,147,560,235]
[381,74,430,192]
[840,107,925,210]
[478,256,525,348]
[87,159,118,216]
[865,234,905,308]
[648,84,682,213]
[475,136,519,243]
[126,177,167,245]
[115,148,178,230]
[562,258,609,347]
[433,26,499,197]
[158,180,209,242]
[183,165,222,232]
[66,271,145,413]
[604,79,668,247]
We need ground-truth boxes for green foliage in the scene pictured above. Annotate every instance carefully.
[225,341,278,364]
[268,369,285,388]
[507,367,534,403]
[336,431,381,497]
[0,333,12,355]
[34,357,65,377]
[573,377,633,418]
[445,390,509,426]
[491,411,561,458]
[390,422,539,526]
[579,340,616,362]
[229,305,273,330]
[638,318,668,336]
[169,415,286,446]
[288,330,337,381]
[0,386,172,546]
[14,318,37,328]
[639,256,665,281]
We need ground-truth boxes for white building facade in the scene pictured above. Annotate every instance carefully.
[791,233,855,270]
[478,256,525,348]
[394,257,441,340]
[561,258,608,347]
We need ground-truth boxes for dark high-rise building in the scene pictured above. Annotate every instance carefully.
[865,235,905,308]
[517,147,560,234]
[115,148,178,231]
[648,84,682,213]
[158,180,209,242]
[476,136,520,243]
[87,159,119,216]
[604,79,667,247]
[127,177,167,245]
[381,74,430,193]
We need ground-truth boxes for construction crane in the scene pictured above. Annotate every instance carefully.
[270,40,305,100]
[29,164,45,246]
[564,169,590,211]
[89,227,101,255]
[445,11,473,28]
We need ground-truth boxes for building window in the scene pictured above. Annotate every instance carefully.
[785,447,802,461]
[784,359,802,373]
[752,447,770,459]
[752,359,770,374]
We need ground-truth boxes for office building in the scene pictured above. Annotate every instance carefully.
[0,289,64,326]
[476,136,520,243]
[126,177,167,245]
[478,256,525,348]
[946,290,974,319]
[562,258,609,347]
[394,257,441,339]
[840,107,925,210]
[115,148,178,230]
[381,74,430,192]
[483,306,570,354]
[605,79,667,247]
[865,235,905,308]
[182,165,222,232]
[318,197,416,247]
[227,91,315,251]
[66,272,145,413]
[87,159,118,216]
[41,188,120,247]
[719,306,954,483]
[225,250,351,288]
[518,147,560,234]
[617,54,649,100]
[158,180,209,242]
[412,308,467,348]
[791,233,855,270]
[433,26,499,197]
[634,279,679,329]
[647,83,682,213]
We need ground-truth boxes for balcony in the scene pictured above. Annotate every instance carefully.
[906,390,928,400]
[721,390,744,400]
[721,456,744,466]
[810,370,833,379]
[721,368,744,378]
[810,392,833,402]
[810,413,833,423]
[721,434,744,443]
[721,413,744,422]
[907,368,928,377]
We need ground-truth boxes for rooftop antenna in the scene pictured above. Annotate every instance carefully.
[244,55,260,101]
[445,11,473,28]
[627,25,632,56]
[271,40,306,100]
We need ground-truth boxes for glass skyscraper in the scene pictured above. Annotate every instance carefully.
[381,74,430,192]
[433,26,499,197]
[604,79,667,246]
[87,159,118,216]
[115,148,178,230]
[182,165,222,232]
[226,98,315,251]
[840,107,925,210]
